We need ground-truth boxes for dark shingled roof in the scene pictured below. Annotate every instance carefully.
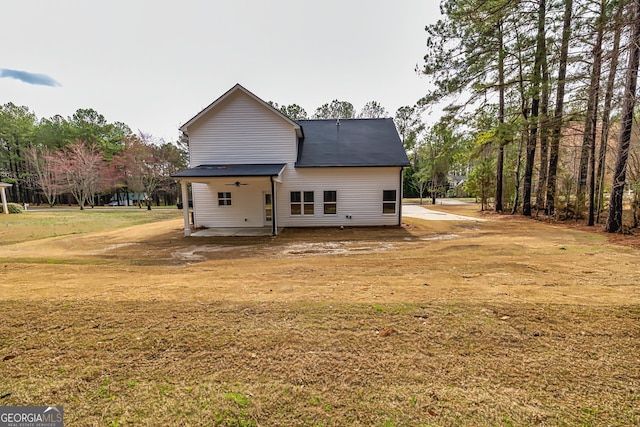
[295,118,410,167]
[172,163,286,178]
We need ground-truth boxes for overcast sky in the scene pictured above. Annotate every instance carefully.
[1,0,441,142]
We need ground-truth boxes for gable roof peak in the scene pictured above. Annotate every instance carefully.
[179,84,301,136]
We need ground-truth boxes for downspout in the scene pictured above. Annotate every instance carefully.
[270,176,277,236]
[398,167,403,226]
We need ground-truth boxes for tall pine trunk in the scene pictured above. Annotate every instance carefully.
[523,0,546,216]
[596,1,623,223]
[512,131,525,214]
[605,0,640,233]
[536,51,550,214]
[586,0,606,226]
[495,19,506,212]
[513,20,528,214]
[546,0,573,216]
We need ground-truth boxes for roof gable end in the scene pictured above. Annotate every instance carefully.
[180,84,302,137]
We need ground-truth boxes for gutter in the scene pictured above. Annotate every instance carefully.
[270,176,277,236]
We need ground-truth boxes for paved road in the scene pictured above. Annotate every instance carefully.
[402,204,486,221]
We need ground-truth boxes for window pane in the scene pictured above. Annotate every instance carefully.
[383,202,396,214]
[324,203,336,215]
[304,204,314,215]
[290,191,301,202]
[291,204,301,215]
[383,190,396,202]
[324,191,337,202]
[218,192,232,206]
[304,191,314,202]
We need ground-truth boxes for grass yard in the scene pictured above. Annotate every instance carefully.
[0,207,181,245]
[0,204,638,426]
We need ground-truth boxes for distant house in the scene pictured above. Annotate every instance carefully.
[447,174,468,197]
[172,84,410,236]
[107,192,146,206]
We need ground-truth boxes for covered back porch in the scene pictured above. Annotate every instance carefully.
[172,163,286,237]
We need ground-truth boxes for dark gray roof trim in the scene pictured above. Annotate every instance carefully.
[295,118,410,167]
[172,163,286,178]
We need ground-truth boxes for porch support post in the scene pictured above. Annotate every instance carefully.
[0,183,12,215]
[180,180,191,236]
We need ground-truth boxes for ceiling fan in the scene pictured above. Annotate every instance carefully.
[225,181,249,187]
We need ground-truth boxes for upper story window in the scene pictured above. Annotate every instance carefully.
[382,190,396,214]
[218,192,232,206]
[324,191,337,215]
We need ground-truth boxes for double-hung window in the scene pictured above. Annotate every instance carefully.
[290,191,301,215]
[382,190,396,214]
[218,192,232,206]
[291,191,314,215]
[324,190,337,215]
[303,191,314,215]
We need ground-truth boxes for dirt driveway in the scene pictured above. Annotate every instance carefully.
[402,204,486,221]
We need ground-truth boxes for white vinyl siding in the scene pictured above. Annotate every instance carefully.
[191,178,273,228]
[188,91,298,166]
[276,167,402,227]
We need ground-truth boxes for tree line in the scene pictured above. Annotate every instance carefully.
[0,104,187,209]
[8,4,640,231]
[418,0,640,233]
[267,99,390,120]
[0,99,419,210]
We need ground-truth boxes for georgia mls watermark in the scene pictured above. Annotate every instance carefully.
[0,406,63,427]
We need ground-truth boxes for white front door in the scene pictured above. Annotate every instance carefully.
[263,192,273,226]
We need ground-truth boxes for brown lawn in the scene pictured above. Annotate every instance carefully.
[0,205,638,426]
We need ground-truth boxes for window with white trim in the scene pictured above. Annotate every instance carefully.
[304,191,314,215]
[291,191,314,215]
[324,190,337,215]
[218,192,232,206]
[382,190,396,214]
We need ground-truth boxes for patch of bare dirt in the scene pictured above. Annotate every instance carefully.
[0,211,637,306]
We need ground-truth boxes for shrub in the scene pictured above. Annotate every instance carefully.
[6,203,23,214]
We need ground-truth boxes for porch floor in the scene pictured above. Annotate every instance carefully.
[190,227,276,237]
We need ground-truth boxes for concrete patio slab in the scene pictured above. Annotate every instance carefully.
[191,227,275,237]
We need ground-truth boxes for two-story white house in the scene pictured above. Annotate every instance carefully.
[172,84,410,236]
